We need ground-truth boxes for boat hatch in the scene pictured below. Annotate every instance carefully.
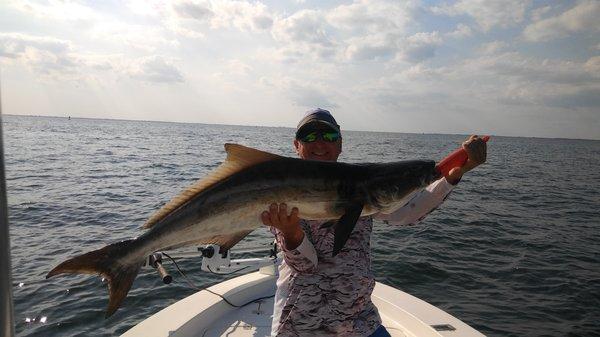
[431,324,456,331]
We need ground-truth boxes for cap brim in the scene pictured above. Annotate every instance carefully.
[296,120,340,137]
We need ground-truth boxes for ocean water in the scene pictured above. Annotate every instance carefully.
[4,115,600,337]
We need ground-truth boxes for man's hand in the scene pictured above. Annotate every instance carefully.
[261,203,304,250]
[446,135,487,185]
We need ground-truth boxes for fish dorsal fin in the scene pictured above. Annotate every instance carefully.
[223,143,283,167]
[142,144,282,229]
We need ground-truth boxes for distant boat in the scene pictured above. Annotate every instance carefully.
[68,116,71,120]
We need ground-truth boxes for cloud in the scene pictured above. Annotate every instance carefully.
[126,0,169,17]
[207,0,273,31]
[330,0,418,61]
[289,85,338,108]
[327,0,415,34]
[260,76,337,108]
[8,0,98,21]
[272,10,332,46]
[344,33,399,61]
[523,0,600,42]
[584,56,600,76]
[431,0,531,31]
[447,52,600,109]
[89,21,179,52]
[530,5,552,22]
[361,50,600,118]
[446,23,473,38]
[269,1,424,63]
[461,52,597,85]
[543,87,600,108]
[0,33,82,76]
[271,9,338,60]
[344,30,443,63]
[477,40,509,55]
[399,31,442,62]
[0,33,71,58]
[0,33,185,84]
[168,0,273,35]
[128,56,184,83]
[172,1,214,21]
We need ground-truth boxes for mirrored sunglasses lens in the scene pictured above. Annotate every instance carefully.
[301,132,318,142]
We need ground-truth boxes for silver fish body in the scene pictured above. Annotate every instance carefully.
[47,144,440,317]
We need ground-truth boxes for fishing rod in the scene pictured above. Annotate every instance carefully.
[0,74,16,337]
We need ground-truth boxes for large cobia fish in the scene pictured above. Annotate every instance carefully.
[46,143,459,317]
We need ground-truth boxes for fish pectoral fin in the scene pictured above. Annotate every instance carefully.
[332,203,364,256]
[46,239,144,318]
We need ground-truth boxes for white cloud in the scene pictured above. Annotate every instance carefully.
[446,23,473,38]
[530,5,552,22]
[478,40,509,55]
[226,59,252,76]
[8,0,98,21]
[271,9,338,60]
[358,50,600,120]
[259,76,337,108]
[329,0,418,61]
[168,0,273,34]
[0,33,81,76]
[272,10,331,46]
[461,52,596,85]
[89,21,179,52]
[523,0,600,42]
[399,31,442,62]
[584,56,600,77]
[8,1,182,52]
[327,0,415,34]
[445,52,600,109]
[126,0,169,18]
[432,0,531,31]
[172,1,214,21]
[344,33,399,61]
[128,56,184,83]
[0,33,185,84]
[0,33,71,58]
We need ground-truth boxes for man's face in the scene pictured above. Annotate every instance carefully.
[294,125,342,162]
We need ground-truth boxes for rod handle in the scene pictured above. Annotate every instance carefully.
[435,135,490,178]
[155,261,172,285]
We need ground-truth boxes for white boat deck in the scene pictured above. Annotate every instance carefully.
[123,270,485,337]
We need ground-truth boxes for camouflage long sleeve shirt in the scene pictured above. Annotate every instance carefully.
[270,178,454,336]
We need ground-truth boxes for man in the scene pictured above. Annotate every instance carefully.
[261,108,487,336]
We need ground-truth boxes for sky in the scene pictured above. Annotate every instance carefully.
[0,0,599,140]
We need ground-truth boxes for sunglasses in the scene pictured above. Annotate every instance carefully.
[297,130,341,143]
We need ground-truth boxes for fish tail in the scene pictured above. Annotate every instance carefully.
[46,239,144,318]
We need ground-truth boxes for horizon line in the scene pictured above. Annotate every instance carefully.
[4,113,599,142]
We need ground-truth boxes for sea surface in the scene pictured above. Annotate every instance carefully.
[4,115,600,337]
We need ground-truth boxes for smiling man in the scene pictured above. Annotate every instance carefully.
[262,108,486,336]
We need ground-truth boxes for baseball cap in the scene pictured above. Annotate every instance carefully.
[296,108,341,138]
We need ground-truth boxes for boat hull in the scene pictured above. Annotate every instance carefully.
[122,270,485,337]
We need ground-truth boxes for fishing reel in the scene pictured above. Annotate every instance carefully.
[146,253,172,284]
[144,242,279,284]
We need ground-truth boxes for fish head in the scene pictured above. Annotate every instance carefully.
[364,160,440,209]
